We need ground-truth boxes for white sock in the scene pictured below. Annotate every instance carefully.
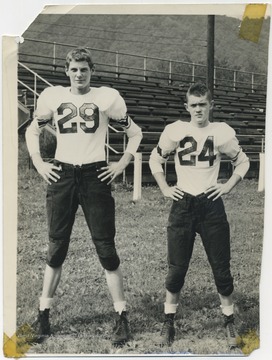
[220,304,234,316]
[39,297,53,311]
[114,301,127,315]
[164,302,178,314]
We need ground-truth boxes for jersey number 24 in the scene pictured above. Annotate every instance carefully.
[178,136,216,166]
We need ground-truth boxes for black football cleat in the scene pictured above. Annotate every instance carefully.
[159,313,175,346]
[31,309,51,343]
[224,314,238,349]
[112,311,130,347]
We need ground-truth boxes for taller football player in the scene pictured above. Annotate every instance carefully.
[25,47,142,345]
[149,82,250,348]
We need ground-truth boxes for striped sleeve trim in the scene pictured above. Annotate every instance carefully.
[37,118,51,128]
[110,114,130,128]
[230,148,241,163]
[157,145,175,158]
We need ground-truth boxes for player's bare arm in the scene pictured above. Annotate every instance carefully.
[98,114,142,184]
[206,146,250,201]
[205,174,242,201]
[153,172,184,201]
[26,119,61,185]
[149,140,182,200]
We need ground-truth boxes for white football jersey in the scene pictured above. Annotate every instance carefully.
[155,121,242,195]
[26,86,141,165]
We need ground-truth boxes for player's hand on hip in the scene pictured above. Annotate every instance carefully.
[162,185,184,201]
[98,162,123,185]
[36,161,61,185]
[205,183,230,201]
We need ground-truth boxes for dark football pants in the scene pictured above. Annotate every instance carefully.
[166,192,234,296]
[45,161,120,270]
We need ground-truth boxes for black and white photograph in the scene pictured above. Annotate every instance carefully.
[2,1,272,359]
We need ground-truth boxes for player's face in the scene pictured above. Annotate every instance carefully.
[65,60,93,94]
[185,94,213,128]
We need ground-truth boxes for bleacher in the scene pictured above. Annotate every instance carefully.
[18,58,266,183]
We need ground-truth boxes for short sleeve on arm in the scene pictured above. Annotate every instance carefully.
[217,123,240,158]
[98,87,127,120]
[106,93,127,120]
[158,124,179,155]
[35,87,54,120]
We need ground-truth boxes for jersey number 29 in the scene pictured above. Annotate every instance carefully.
[57,103,99,133]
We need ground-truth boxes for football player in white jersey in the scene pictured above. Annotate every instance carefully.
[149,82,249,348]
[25,47,143,345]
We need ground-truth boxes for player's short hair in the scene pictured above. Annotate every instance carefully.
[185,82,212,102]
[65,48,95,70]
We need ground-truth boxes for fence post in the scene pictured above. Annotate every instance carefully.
[251,72,254,93]
[207,15,215,97]
[258,152,265,192]
[133,153,142,202]
[122,132,126,183]
[22,89,27,106]
[258,136,265,192]
[261,136,265,153]
[53,42,56,71]
[192,63,195,83]
[144,56,147,81]
[116,51,119,78]
[168,60,172,85]
[34,74,37,109]
[233,70,237,90]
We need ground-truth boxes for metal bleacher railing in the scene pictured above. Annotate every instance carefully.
[19,38,267,92]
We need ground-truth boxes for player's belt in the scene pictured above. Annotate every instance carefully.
[53,160,107,171]
[182,191,207,199]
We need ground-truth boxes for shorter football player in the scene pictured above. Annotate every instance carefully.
[149,82,249,348]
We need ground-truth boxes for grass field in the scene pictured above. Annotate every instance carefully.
[16,149,264,356]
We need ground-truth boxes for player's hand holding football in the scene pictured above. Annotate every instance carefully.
[162,185,184,201]
[35,161,61,185]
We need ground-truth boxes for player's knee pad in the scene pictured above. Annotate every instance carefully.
[46,238,70,267]
[217,284,234,297]
[165,265,187,293]
[94,237,120,271]
[99,254,120,271]
[214,268,234,297]
[46,252,67,268]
